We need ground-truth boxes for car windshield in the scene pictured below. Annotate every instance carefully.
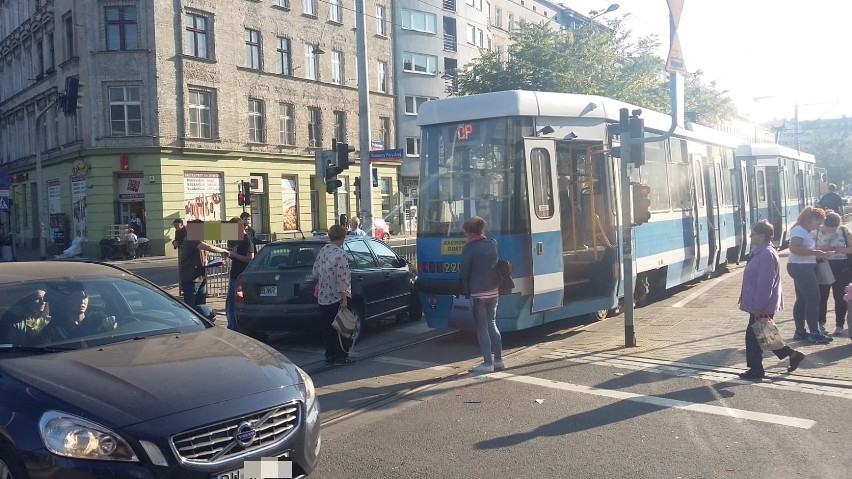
[0,277,207,351]
[250,243,325,269]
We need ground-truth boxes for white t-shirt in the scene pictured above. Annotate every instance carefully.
[787,224,816,264]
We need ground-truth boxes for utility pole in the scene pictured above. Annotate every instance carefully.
[794,103,800,151]
[618,108,636,347]
[35,98,60,260]
[355,0,373,233]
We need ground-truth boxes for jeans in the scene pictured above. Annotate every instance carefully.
[473,297,502,366]
[745,314,794,372]
[787,263,821,333]
[225,279,238,330]
[818,260,851,329]
[180,279,207,308]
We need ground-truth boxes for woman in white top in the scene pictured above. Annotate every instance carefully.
[815,210,852,335]
[787,207,833,344]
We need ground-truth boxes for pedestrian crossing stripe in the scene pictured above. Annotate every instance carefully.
[0,196,9,211]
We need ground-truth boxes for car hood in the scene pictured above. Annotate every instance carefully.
[0,327,300,428]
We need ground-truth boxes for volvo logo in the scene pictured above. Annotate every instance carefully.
[234,422,257,447]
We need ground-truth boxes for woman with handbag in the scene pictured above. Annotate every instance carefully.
[816,210,852,336]
[312,224,354,365]
[739,221,806,379]
[460,216,504,374]
[787,207,834,344]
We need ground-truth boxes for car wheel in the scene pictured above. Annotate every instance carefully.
[0,441,26,479]
[349,304,365,344]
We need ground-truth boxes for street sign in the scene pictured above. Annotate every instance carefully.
[665,0,687,74]
[368,149,404,162]
[0,196,10,212]
[0,170,12,189]
[371,139,384,151]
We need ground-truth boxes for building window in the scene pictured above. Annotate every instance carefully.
[307,107,322,147]
[495,7,501,28]
[244,29,261,69]
[188,89,214,139]
[508,13,514,31]
[404,95,434,115]
[304,44,319,80]
[274,0,290,8]
[46,33,55,70]
[402,52,437,75]
[276,37,292,75]
[303,0,317,16]
[105,5,138,51]
[279,103,295,145]
[329,0,342,23]
[379,116,390,148]
[248,99,265,143]
[331,50,344,85]
[184,12,210,59]
[64,14,74,59]
[376,4,387,36]
[377,61,387,92]
[405,137,420,156]
[401,9,436,34]
[109,86,142,136]
[333,111,346,143]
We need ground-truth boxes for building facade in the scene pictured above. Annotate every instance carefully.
[0,0,399,257]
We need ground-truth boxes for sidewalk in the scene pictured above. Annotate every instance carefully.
[553,252,852,383]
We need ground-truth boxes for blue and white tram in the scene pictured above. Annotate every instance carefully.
[413,90,806,331]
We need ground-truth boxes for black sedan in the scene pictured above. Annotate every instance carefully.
[235,236,421,340]
[0,262,320,479]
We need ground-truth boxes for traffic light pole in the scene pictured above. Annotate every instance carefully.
[618,109,637,347]
[34,97,60,261]
[355,0,373,233]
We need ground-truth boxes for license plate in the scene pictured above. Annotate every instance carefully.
[259,285,277,297]
[211,451,291,479]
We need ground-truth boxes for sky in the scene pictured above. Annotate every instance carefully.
[566,0,852,122]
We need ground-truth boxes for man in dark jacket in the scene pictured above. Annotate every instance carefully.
[819,184,844,216]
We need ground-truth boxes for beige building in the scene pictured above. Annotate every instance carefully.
[0,0,397,258]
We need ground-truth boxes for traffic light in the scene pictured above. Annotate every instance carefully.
[631,183,652,225]
[325,142,355,194]
[242,180,252,205]
[628,114,645,167]
[62,76,79,116]
[353,177,361,198]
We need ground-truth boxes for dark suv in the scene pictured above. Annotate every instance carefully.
[235,236,421,340]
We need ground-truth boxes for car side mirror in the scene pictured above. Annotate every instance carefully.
[394,257,407,268]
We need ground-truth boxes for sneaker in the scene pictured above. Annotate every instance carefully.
[807,332,831,344]
[787,351,806,373]
[738,369,766,380]
[792,330,809,341]
[818,323,828,334]
[469,363,494,374]
[334,357,354,365]
[493,360,505,371]
[833,327,845,336]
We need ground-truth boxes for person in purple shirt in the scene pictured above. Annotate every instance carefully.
[739,221,805,379]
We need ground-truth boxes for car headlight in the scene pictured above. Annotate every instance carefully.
[39,411,138,462]
[295,366,317,411]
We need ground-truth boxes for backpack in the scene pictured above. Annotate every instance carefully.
[496,258,514,295]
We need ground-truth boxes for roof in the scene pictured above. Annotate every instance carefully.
[735,143,816,163]
[0,261,131,285]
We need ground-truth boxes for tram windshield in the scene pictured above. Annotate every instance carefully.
[419,117,533,236]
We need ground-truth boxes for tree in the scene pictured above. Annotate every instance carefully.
[679,70,737,127]
[808,133,852,186]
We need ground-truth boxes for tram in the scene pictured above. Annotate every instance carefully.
[414,90,823,332]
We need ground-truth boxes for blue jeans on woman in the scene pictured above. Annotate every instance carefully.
[473,297,502,366]
[787,263,821,334]
[225,280,237,330]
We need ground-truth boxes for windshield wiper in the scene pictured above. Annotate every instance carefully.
[0,345,76,353]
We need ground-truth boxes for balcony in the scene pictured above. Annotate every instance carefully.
[443,34,457,53]
[443,0,456,12]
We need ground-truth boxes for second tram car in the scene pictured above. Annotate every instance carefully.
[414,90,822,331]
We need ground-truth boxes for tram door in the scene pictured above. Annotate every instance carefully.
[691,156,710,272]
[765,166,784,243]
[524,138,564,313]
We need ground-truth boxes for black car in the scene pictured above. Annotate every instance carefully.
[0,262,320,479]
[235,236,421,339]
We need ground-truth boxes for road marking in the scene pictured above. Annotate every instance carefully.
[371,356,455,371]
[670,268,743,308]
[489,371,815,429]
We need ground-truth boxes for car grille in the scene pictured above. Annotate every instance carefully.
[171,401,301,465]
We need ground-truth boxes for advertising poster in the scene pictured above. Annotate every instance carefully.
[71,177,87,239]
[117,172,145,202]
[281,176,298,231]
[47,179,61,214]
[183,172,224,221]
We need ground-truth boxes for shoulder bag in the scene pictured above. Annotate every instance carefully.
[492,239,515,295]
[332,307,358,339]
[751,315,786,351]
[816,258,835,285]
[448,295,476,331]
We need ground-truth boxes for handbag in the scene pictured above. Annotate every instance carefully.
[332,307,358,339]
[816,259,835,285]
[448,296,476,331]
[751,316,786,351]
[496,258,515,295]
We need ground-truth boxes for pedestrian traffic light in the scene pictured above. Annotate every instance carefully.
[238,181,246,206]
[631,183,652,225]
[242,180,252,205]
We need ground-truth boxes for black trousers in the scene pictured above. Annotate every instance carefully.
[746,314,794,372]
[818,260,851,329]
[320,302,350,360]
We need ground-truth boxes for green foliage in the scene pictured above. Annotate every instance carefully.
[456,19,732,125]
[808,134,852,185]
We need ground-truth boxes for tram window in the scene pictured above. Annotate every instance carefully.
[669,163,691,210]
[641,140,670,211]
[529,147,554,219]
[757,171,766,202]
[721,168,734,206]
[786,164,798,200]
[693,159,705,207]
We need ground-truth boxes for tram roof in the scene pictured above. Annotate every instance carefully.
[735,143,816,163]
[417,90,738,147]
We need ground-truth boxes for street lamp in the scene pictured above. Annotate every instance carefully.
[589,3,620,20]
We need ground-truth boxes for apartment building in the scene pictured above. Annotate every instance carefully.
[0,0,397,257]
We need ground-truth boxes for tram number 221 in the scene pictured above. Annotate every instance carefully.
[444,262,460,273]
